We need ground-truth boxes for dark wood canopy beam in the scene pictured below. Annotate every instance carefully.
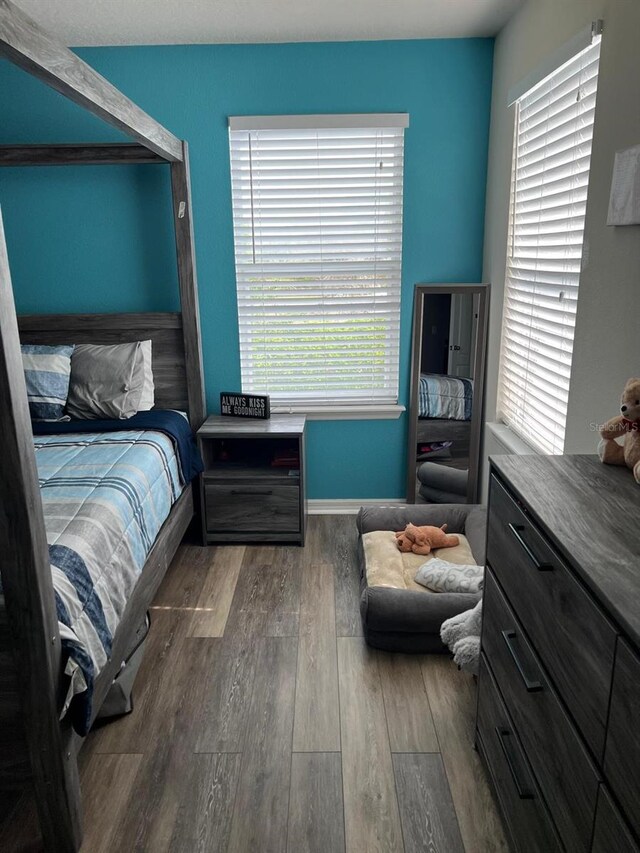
[0,0,183,162]
[0,143,167,166]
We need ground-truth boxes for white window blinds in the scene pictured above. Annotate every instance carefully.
[497,38,601,454]
[228,115,407,410]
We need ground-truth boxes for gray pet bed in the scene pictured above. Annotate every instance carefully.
[356,503,486,653]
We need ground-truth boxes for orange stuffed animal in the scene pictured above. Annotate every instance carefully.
[599,377,640,484]
[395,522,460,556]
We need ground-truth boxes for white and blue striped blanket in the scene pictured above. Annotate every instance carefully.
[419,373,473,421]
[34,428,184,734]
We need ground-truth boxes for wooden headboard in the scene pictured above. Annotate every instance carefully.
[18,311,192,417]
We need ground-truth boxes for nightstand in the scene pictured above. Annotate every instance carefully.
[197,414,307,545]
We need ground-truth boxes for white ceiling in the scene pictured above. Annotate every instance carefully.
[14,0,522,46]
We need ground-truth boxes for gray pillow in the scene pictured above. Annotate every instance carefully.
[66,341,145,420]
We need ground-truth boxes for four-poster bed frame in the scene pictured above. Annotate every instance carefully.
[0,1,206,849]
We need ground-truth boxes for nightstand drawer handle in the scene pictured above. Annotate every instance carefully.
[495,726,534,800]
[508,523,553,571]
[230,488,273,496]
[501,630,543,693]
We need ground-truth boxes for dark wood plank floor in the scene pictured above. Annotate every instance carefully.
[1,515,507,853]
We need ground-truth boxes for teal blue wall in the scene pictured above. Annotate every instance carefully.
[0,39,493,499]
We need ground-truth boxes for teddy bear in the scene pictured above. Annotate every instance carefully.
[598,377,640,484]
[395,522,460,556]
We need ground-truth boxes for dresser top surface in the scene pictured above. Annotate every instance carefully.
[490,454,640,648]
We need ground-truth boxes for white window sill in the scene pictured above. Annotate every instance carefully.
[270,404,406,421]
[486,422,540,455]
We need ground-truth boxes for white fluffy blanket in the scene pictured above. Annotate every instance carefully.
[440,599,482,674]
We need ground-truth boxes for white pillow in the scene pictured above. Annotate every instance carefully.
[137,340,155,411]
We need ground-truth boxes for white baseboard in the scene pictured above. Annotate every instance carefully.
[308,498,406,515]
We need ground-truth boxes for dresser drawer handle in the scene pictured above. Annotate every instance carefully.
[230,488,274,496]
[495,726,535,800]
[508,523,553,571]
[501,629,543,693]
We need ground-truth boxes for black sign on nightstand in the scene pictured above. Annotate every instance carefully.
[220,391,270,419]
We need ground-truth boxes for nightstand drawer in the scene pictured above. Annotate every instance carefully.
[205,483,299,532]
[487,473,616,757]
[476,655,562,853]
[604,638,640,840]
[482,570,600,853]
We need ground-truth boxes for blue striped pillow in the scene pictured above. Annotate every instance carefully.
[21,344,74,421]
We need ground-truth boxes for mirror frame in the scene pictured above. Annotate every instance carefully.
[406,283,489,504]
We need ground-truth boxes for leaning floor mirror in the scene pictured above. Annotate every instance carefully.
[406,283,489,504]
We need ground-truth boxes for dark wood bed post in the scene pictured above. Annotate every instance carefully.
[0,3,207,847]
[0,210,82,852]
[171,142,206,429]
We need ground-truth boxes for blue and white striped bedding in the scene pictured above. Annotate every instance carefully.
[419,373,473,421]
[34,428,184,734]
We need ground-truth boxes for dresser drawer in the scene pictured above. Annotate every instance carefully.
[482,569,600,852]
[476,655,563,853]
[591,786,639,853]
[487,473,616,757]
[205,483,299,533]
[604,639,640,840]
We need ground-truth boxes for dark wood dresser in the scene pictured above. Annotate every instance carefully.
[478,454,640,853]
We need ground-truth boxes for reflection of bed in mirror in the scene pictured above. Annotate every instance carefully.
[417,373,473,468]
[407,285,488,504]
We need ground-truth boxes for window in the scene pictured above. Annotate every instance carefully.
[497,36,601,453]
[228,114,408,415]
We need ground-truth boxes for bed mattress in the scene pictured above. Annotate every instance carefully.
[34,423,185,733]
[419,373,473,420]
